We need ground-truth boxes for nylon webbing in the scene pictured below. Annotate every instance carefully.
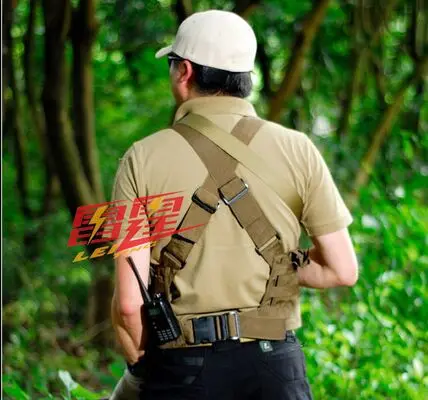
[174,121,282,268]
[179,113,303,219]
[156,115,303,345]
[174,116,299,340]
[156,117,263,297]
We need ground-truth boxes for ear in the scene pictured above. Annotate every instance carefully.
[177,60,194,84]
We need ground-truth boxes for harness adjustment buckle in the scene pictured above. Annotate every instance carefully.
[192,189,220,214]
[220,177,249,206]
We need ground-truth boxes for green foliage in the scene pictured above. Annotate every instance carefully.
[3,371,111,400]
[300,190,428,400]
[3,0,427,399]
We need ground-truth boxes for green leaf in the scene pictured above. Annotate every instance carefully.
[58,370,78,392]
[3,380,30,400]
[58,370,109,400]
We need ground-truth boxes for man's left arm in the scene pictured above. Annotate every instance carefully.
[298,135,357,289]
[297,228,358,288]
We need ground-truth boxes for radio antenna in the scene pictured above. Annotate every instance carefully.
[126,256,152,303]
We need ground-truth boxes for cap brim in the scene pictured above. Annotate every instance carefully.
[155,45,173,59]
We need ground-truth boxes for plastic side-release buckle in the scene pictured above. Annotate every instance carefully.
[289,249,310,270]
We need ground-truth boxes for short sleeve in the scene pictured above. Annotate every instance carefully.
[111,145,147,241]
[111,145,140,203]
[301,139,353,237]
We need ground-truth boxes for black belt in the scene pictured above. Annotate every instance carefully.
[191,311,295,345]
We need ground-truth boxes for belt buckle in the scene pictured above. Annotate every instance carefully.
[192,316,217,345]
[192,311,242,345]
[226,311,241,341]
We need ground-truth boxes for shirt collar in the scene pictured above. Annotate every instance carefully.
[173,96,257,123]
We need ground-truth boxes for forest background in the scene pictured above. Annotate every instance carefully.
[2,0,427,399]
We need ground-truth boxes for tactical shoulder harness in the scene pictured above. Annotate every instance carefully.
[152,114,309,348]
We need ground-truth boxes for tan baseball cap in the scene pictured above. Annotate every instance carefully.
[155,10,257,73]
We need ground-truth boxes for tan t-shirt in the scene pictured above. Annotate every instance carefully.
[111,96,352,320]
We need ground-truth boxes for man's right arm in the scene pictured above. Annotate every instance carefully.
[298,228,358,288]
[110,144,150,363]
[111,247,151,364]
[292,132,358,289]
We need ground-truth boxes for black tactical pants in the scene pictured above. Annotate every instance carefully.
[140,332,313,400]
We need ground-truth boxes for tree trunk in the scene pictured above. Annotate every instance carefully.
[23,0,60,218]
[347,59,428,209]
[370,50,387,111]
[257,39,273,98]
[71,0,104,203]
[233,0,261,19]
[24,0,45,148]
[173,0,192,24]
[336,0,398,139]
[43,0,114,346]
[6,0,32,220]
[267,0,331,122]
[403,78,426,160]
[2,0,16,125]
[42,0,95,215]
[337,50,367,138]
[72,0,113,346]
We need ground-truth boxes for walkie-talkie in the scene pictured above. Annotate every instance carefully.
[126,256,182,345]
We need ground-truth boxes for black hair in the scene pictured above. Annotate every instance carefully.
[169,53,253,98]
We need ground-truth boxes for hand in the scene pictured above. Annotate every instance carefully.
[127,354,148,378]
[110,368,145,400]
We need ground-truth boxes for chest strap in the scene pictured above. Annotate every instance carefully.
[155,115,308,348]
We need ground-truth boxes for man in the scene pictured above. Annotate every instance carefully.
[110,9,358,400]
